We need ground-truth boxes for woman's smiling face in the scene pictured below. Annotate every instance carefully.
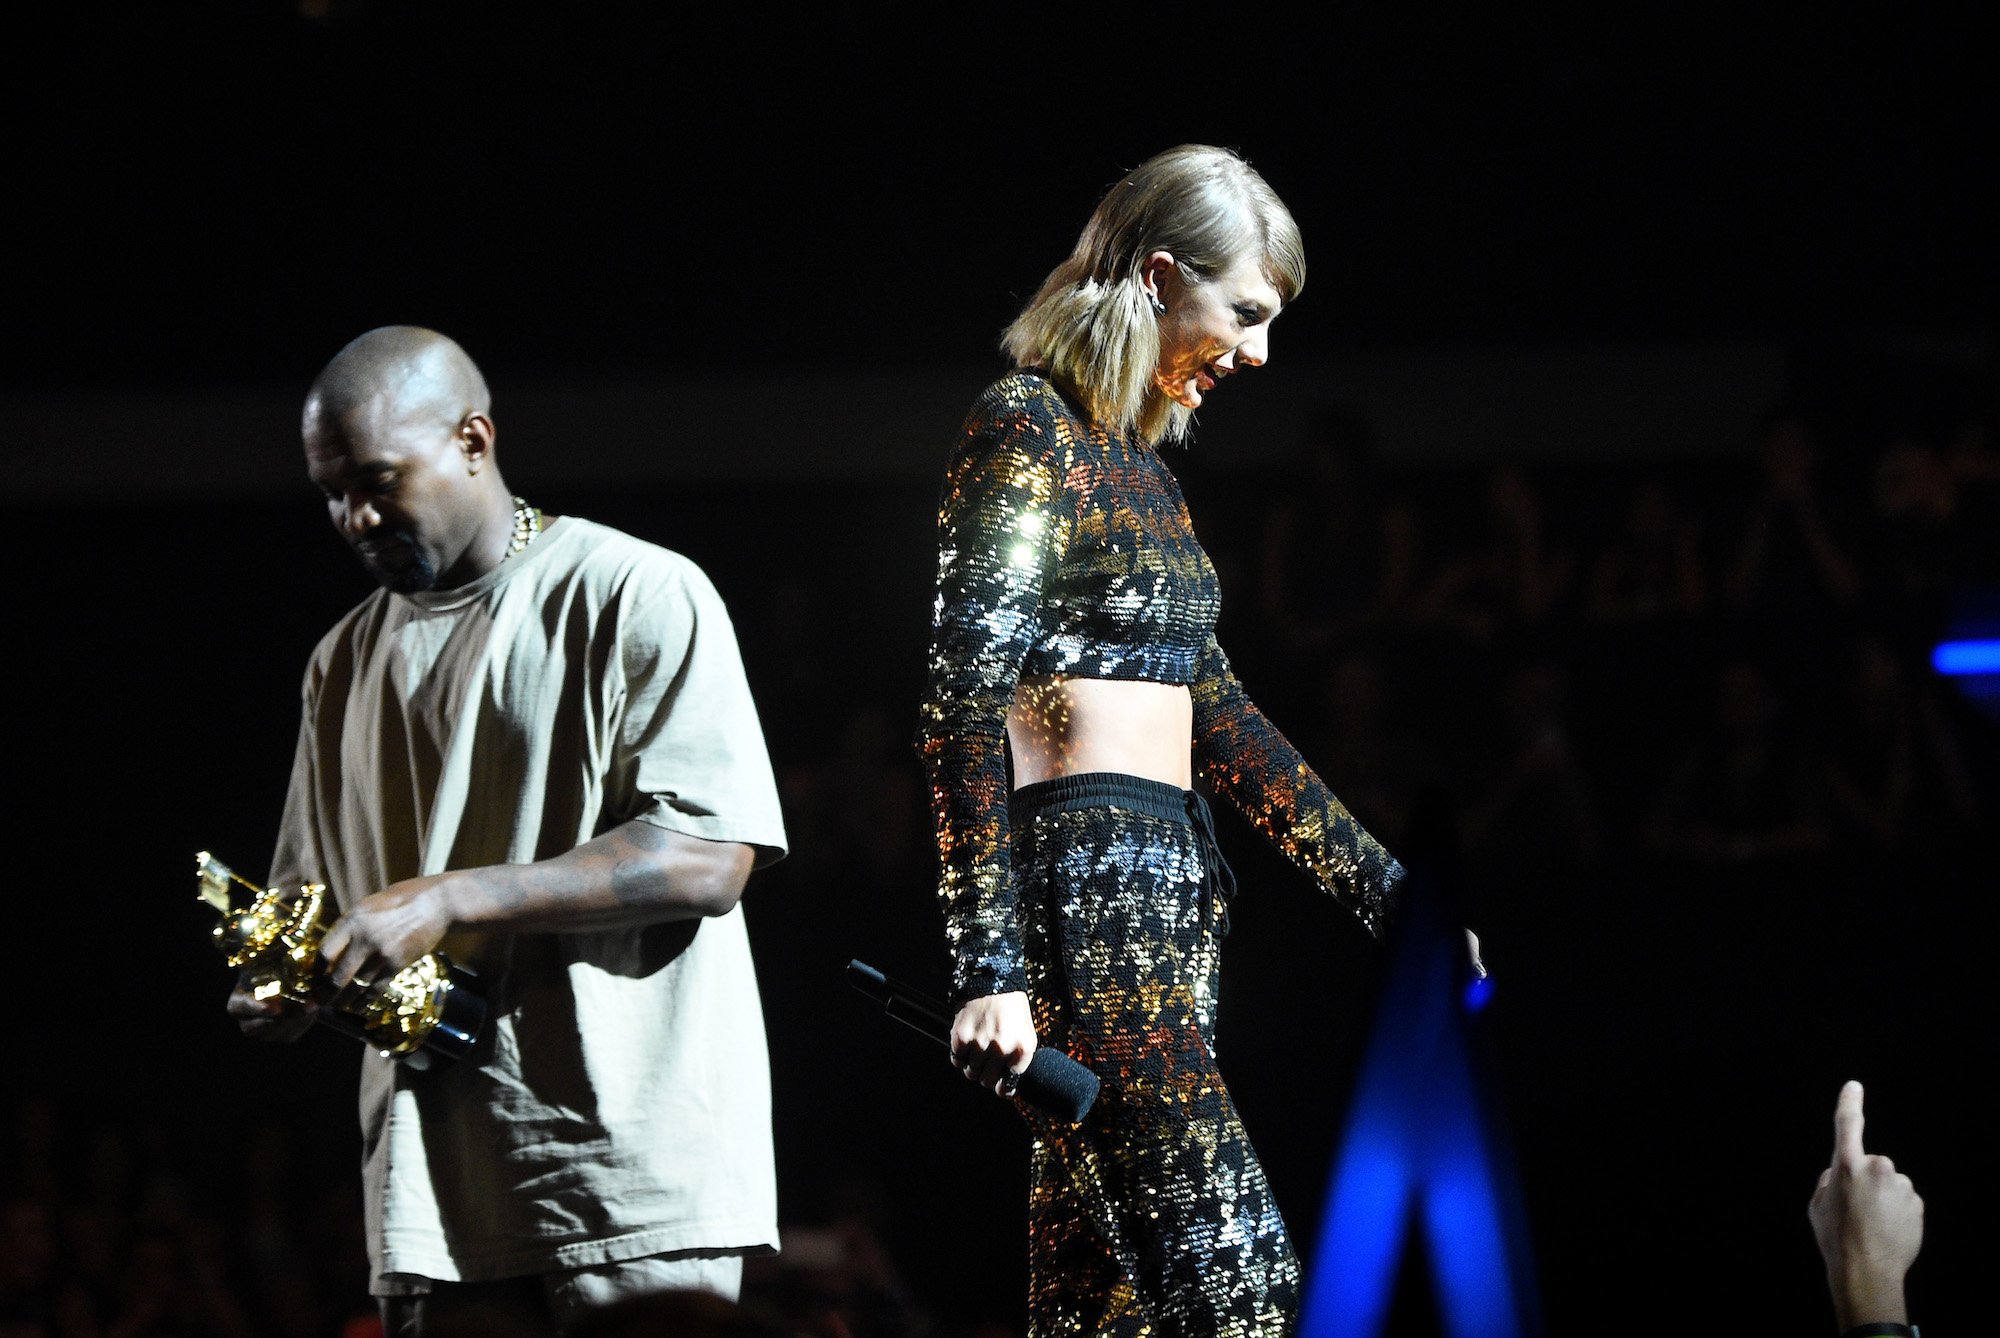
[1149,252,1284,412]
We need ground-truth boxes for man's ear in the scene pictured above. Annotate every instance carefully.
[458,412,497,473]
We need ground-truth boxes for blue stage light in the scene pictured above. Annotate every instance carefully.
[1933,639,2000,675]
[1303,885,1536,1337]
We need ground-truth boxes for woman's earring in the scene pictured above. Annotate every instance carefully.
[1147,293,1168,317]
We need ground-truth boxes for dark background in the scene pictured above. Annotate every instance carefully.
[4,5,1995,1336]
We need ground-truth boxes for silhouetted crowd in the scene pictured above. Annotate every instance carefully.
[1,1098,372,1338]
[1207,401,1997,890]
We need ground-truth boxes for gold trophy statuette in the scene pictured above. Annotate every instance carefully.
[196,851,485,1066]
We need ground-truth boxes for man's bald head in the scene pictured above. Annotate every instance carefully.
[303,326,515,594]
[303,325,491,442]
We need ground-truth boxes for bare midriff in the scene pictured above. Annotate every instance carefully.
[1007,675,1194,791]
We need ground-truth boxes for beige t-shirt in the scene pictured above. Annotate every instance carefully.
[269,517,788,1289]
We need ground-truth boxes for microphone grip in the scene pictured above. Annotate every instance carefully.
[846,959,1100,1122]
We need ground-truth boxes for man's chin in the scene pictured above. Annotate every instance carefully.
[360,550,438,594]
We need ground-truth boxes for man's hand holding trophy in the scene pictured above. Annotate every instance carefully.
[197,851,485,1067]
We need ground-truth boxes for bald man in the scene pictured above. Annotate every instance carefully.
[230,327,788,1335]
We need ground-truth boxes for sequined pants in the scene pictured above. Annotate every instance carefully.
[1011,773,1301,1337]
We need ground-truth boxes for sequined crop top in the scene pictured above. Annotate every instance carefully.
[917,369,1404,1004]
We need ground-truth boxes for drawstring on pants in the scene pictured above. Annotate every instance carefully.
[1184,788,1236,938]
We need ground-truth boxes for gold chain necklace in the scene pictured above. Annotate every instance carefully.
[503,495,544,561]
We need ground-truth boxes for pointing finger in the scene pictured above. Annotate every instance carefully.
[1833,1079,1866,1167]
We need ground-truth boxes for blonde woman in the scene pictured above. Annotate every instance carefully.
[917,145,1412,1335]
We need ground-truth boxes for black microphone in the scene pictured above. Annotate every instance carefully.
[846,960,1099,1122]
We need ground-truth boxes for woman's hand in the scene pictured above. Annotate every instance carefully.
[950,991,1038,1098]
[1466,928,1487,978]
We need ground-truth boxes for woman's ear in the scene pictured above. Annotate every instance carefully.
[1139,250,1179,305]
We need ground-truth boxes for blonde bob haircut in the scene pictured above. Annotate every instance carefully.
[1002,144,1305,445]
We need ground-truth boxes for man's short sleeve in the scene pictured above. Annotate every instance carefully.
[267,658,328,892]
[608,556,787,868]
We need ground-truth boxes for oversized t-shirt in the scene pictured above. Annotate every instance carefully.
[267,517,788,1289]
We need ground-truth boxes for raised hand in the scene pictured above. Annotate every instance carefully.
[1808,1080,1923,1331]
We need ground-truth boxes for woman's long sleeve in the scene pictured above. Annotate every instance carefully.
[917,416,1073,1005]
[1190,633,1403,935]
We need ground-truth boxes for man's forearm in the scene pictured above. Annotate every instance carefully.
[316,819,757,991]
[438,819,754,933]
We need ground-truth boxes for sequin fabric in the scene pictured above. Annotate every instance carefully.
[1189,637,1402,938]
[1013,774,1299,1336]
[916,369,1404,1006]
